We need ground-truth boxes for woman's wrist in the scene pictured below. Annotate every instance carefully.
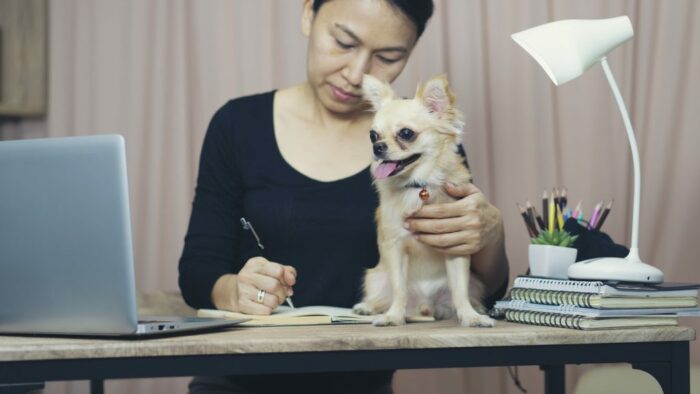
[211,273,239,311]
[471,216,509,292]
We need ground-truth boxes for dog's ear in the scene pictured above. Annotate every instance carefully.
[417,74,464,135]
[416,74,455,115]
[362,74,395,111]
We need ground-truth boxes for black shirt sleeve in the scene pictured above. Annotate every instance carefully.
[178,102,243,309]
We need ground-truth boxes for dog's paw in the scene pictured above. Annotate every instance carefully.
[372,313,406,327]
[459,312,495,328]
[352,302,376,316]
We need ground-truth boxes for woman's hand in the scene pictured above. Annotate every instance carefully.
[212,257,296,315]
[404,183,502,256]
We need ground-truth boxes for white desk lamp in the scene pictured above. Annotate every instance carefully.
[511,16,664,283]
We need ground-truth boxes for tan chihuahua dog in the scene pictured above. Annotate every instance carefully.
[352,74,495,328]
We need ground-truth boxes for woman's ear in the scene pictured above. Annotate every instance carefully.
[301,0,314,37]
[362,74,395,112]
[416,74,455,115]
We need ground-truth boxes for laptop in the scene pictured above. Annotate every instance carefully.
[0,134,246,337]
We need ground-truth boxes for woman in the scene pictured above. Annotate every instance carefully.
[179,0,509,392]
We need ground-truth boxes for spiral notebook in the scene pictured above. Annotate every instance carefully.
[509,288,698,309]
[513,276,700,298]
[503,310,678,331]
[494,300,700,318]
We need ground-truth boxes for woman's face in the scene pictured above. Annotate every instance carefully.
[302,0,418,116]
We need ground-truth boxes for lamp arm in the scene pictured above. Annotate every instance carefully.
[600,57,640,260]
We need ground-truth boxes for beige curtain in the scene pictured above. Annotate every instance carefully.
[1,1,698,393]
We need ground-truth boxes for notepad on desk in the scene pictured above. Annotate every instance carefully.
[502,310,679,331]
[495,300,700,318]
[198,306,435,327]
[509,288,698,309]
[512,275,700,297]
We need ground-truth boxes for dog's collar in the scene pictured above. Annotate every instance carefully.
[404,180,429,189]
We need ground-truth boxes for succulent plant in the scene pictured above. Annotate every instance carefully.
[531,229,578,247]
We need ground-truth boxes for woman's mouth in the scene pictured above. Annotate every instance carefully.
[372,154,421,179]
[330,85,360,102]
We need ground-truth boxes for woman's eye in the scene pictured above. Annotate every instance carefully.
[335,39,353,49]
[377,55,401,64]
[398,128,415,141]
[369,130,379,143]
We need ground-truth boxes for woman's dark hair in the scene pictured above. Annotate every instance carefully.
[312,0,434,39]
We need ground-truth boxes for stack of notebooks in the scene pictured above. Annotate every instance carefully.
[495,276,700,330]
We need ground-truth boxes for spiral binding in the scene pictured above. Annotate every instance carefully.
[511,288,594,308]
[505,310,584,330]
[513,276,606,293]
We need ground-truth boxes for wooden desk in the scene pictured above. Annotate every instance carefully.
[0,320,694,394]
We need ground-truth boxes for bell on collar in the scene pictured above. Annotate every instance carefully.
[419,187,430,202]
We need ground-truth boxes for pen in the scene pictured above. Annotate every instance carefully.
[240,217,295,308]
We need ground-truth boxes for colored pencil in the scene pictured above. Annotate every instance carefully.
[525,200,539,231]
[542,190,548,230]
[548,193,555,234]
[531,204,546,231]
[594,200,614,231]
[560,187,568,210]
[572,200,582,219]
[517,203,537,237]
[588,201,603,230]
[556,202,565,231]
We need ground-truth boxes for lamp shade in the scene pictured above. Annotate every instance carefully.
[511,16,633,85]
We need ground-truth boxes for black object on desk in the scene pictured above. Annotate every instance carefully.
[564,218,629,262]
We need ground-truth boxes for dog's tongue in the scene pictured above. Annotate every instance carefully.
[373,161,398,179]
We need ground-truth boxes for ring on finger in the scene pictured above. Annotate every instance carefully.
[256,289,266,304]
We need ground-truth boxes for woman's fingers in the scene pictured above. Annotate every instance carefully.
[405,215,478,234]
[250,272,287,305]
[414,230,481,253]
[238,296,273,315]
[238,282,277,313]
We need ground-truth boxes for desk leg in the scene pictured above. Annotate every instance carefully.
[540,364,565,394]
[632,342,689,394]
[0,383,45,394]
[90,379,104,394]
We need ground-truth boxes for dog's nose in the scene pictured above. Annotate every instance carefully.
[373,142,387,157]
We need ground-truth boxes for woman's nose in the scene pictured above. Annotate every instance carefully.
[345,53,371,87]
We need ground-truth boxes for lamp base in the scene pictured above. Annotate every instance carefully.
[567,256,664,283]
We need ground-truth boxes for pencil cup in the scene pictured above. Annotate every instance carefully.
[528,244,578,279]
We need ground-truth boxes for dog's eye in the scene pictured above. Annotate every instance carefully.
[398,128,415,141]
[369,130,379,143]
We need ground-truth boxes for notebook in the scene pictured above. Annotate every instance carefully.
[198,306,435,326]
[509,288,698,309]
[513,276,700,297]
[503,310,678,331]
[0,135,247,337]
[494,300,700,318]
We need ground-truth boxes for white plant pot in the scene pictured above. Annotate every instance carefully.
[529,244,578,279]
